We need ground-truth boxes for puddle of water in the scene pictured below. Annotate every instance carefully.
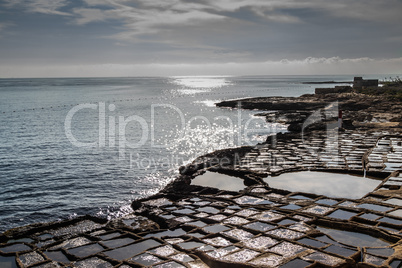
[388,209,402,218]
[38,234,53,241]
[390,259,402,267]
[44,250,70,264]
[177,241,206,250]
[278,219,298,225]
[187,232,204,238]
[192,171,247,191]
[325,245,357,257]
[366,248,394,257]
[297,238,327,248]
[289,195,312,200]
[385,198,402,206]
[328,209,357,220]
[359,213,380,220]
[316,199,338,206]
[197,206,220,214]
[264,171,382,199]
[161,214,175,220]
[68,243,104,258]
[185,221,206,227]
[317,227,391,248]
[357,203,392,212]
[244,221,276,232]
[279,258,311,268]
[384,162,402,172]
[281,204,302,210]
[0,244,31,253]
[104,239,161,261]
[6,238,33,244]
[101,237,136,248]
[172,208,195,215]
[203,224,230,233]
[378,217,402,225]
[0,256,17,268]
[99,232,121,240]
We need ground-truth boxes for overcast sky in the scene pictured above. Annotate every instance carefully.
[0,0,401,77]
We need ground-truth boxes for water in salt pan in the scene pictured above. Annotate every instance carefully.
[44,250,70,264]
[191,171,247,191]
[0,256,17,268]
[0,243,31,253]
[317,226,391,247]
[68,243,104,258]
[104,239,161,261]
[264,171,382,199]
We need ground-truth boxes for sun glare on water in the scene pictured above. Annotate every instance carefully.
[171,76,232,89]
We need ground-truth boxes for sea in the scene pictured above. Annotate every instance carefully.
[0,74,388,232]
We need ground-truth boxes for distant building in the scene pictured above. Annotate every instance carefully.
[353,77,378,90]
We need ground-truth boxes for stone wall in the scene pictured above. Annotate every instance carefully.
[354,77,379,89]
[315,86,352,94]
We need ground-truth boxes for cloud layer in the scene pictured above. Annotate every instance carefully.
[1,56,401,78]
[0,0,401,77]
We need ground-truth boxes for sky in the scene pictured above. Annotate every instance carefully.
[0,0,401,77]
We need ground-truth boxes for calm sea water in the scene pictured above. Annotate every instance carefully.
[0,75,379,232]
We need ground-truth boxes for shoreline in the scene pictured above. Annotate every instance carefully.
[1,92,402,267]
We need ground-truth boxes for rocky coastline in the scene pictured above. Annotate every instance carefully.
[1,92,402,268]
